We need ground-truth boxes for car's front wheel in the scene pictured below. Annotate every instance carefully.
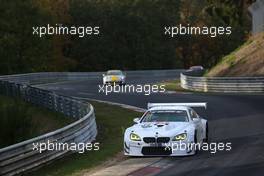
[193,131,198,155]
[203,122,209,143]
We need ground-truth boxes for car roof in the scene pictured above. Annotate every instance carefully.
[149,106,189,111]
[107,70,122,72]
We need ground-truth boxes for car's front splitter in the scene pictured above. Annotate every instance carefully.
[124,141,196,156]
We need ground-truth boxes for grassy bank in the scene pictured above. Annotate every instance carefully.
[160,79,187,92]
[29,101,142,176]
[0,95,73,148]
[206,32,264,77]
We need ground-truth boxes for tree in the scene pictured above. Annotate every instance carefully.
[0,0,53,74]
[68,0,182,71]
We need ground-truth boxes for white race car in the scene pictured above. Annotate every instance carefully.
[124,103,208,156]
[103,70,126,85]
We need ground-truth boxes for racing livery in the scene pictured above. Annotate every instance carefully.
[124,103,208,156]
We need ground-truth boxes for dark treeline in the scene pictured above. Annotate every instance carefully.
[0,0,253,74]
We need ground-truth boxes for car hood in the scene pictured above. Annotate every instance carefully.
[129,122,191,137]
[104,75,123,79]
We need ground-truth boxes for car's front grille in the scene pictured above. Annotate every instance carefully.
[143,137,170,143]
[143,137,156,143]
[142,147,172,155]
[157,137,170,143]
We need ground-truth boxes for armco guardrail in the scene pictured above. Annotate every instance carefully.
[0,72,103,85]
[0,75,97,176]
[0,70,184,85]
[181,71,264,93]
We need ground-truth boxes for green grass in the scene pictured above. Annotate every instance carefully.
[159,80,208,93]
[204,53,237,77]
[28,101,142,176]
[204,39,254,77]
[224,54,237,68]
[160,79,187,92]
[0,95,72,148]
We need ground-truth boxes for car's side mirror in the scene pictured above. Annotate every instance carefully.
[133,118,140,124]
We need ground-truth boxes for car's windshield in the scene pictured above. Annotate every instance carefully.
[106,70,123,75]
[141,110,188,122]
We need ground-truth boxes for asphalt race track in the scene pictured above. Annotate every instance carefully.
[38,70,264,176]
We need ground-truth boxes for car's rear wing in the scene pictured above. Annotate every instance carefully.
[147,103,207,109]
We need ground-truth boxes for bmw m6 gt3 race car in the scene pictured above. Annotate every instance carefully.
[102,70,126,85]
[124,103,208,156]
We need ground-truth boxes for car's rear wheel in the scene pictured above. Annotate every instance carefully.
[193,131,198,155]
[203,122,209,143]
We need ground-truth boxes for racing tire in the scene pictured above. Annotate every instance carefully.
[119,82,126,86]
[203,122,209,143]
[193,131,198,155]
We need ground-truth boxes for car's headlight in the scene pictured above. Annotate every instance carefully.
[173,133,187,141]
[130,133,141,141]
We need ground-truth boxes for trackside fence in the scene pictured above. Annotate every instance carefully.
[181,71,264,93]
[0,76,97,176]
